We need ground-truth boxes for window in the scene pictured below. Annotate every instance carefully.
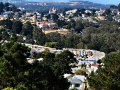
[75,84,80,87]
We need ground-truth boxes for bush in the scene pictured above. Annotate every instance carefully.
[2,87,16,90]
[75,69,87,76]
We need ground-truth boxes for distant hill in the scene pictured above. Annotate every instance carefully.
[1,0,110,10]
[1,0,24,3]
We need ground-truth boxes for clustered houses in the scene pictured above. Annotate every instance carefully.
[25,2,47,6]
[57,8,106,24]
[1,6,120,24]
[24,43,105,64]
[20,10,65,34]
[63,48,105,64]
[1,7,120,35]
[37,21,58,30]
[23,43,105,90]
[82,9,105,21]
[66,9,77,16]
[96,8,105,16]
[0,4,24,20]
[0,11,13,20]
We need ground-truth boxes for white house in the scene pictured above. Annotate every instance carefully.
[68,75,86,90]
[66,9,77,15]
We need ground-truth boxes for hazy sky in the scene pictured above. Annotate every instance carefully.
[81,0,120,5]
[29,0,120,5]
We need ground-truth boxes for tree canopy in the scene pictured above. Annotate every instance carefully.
[0,40,77,90]
[88,53,120,90]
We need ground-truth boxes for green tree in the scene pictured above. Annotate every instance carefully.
[22,22,33,36]
[52,14,59,22]
[0,2,4,14]
[54,50,76,74]
[105,8,111,15]
[33,27,47,45]
[75,20,84,33]
[0,41,30,88]
[0,19,13,29]
[110,5,117,9]
[15,83,28,90]
[28,51,71,90]
[2,87,15,90]
[75,69,87,76]
[88,53,120,90]
[118,3,120,11]
[4,3,10,11]
[12,20,23,34]
[46,14,51,19]
[0,41,74,90]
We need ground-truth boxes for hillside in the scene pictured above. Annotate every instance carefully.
[4,0,110,10]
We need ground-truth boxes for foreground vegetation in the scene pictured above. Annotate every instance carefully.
[0,38,76,89]
[88,52,120,90]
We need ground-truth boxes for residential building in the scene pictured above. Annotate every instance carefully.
[49,7,56,14]
[68,75,87,90]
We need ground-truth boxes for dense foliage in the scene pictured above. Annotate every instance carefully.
[0,38,76,89]
[1,18,120,53]
[0,2,20,14]
[88,53,120,90]
[45,21,120,53]
[82,21,120,53]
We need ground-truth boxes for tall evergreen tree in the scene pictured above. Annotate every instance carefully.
[88,53,120,90]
